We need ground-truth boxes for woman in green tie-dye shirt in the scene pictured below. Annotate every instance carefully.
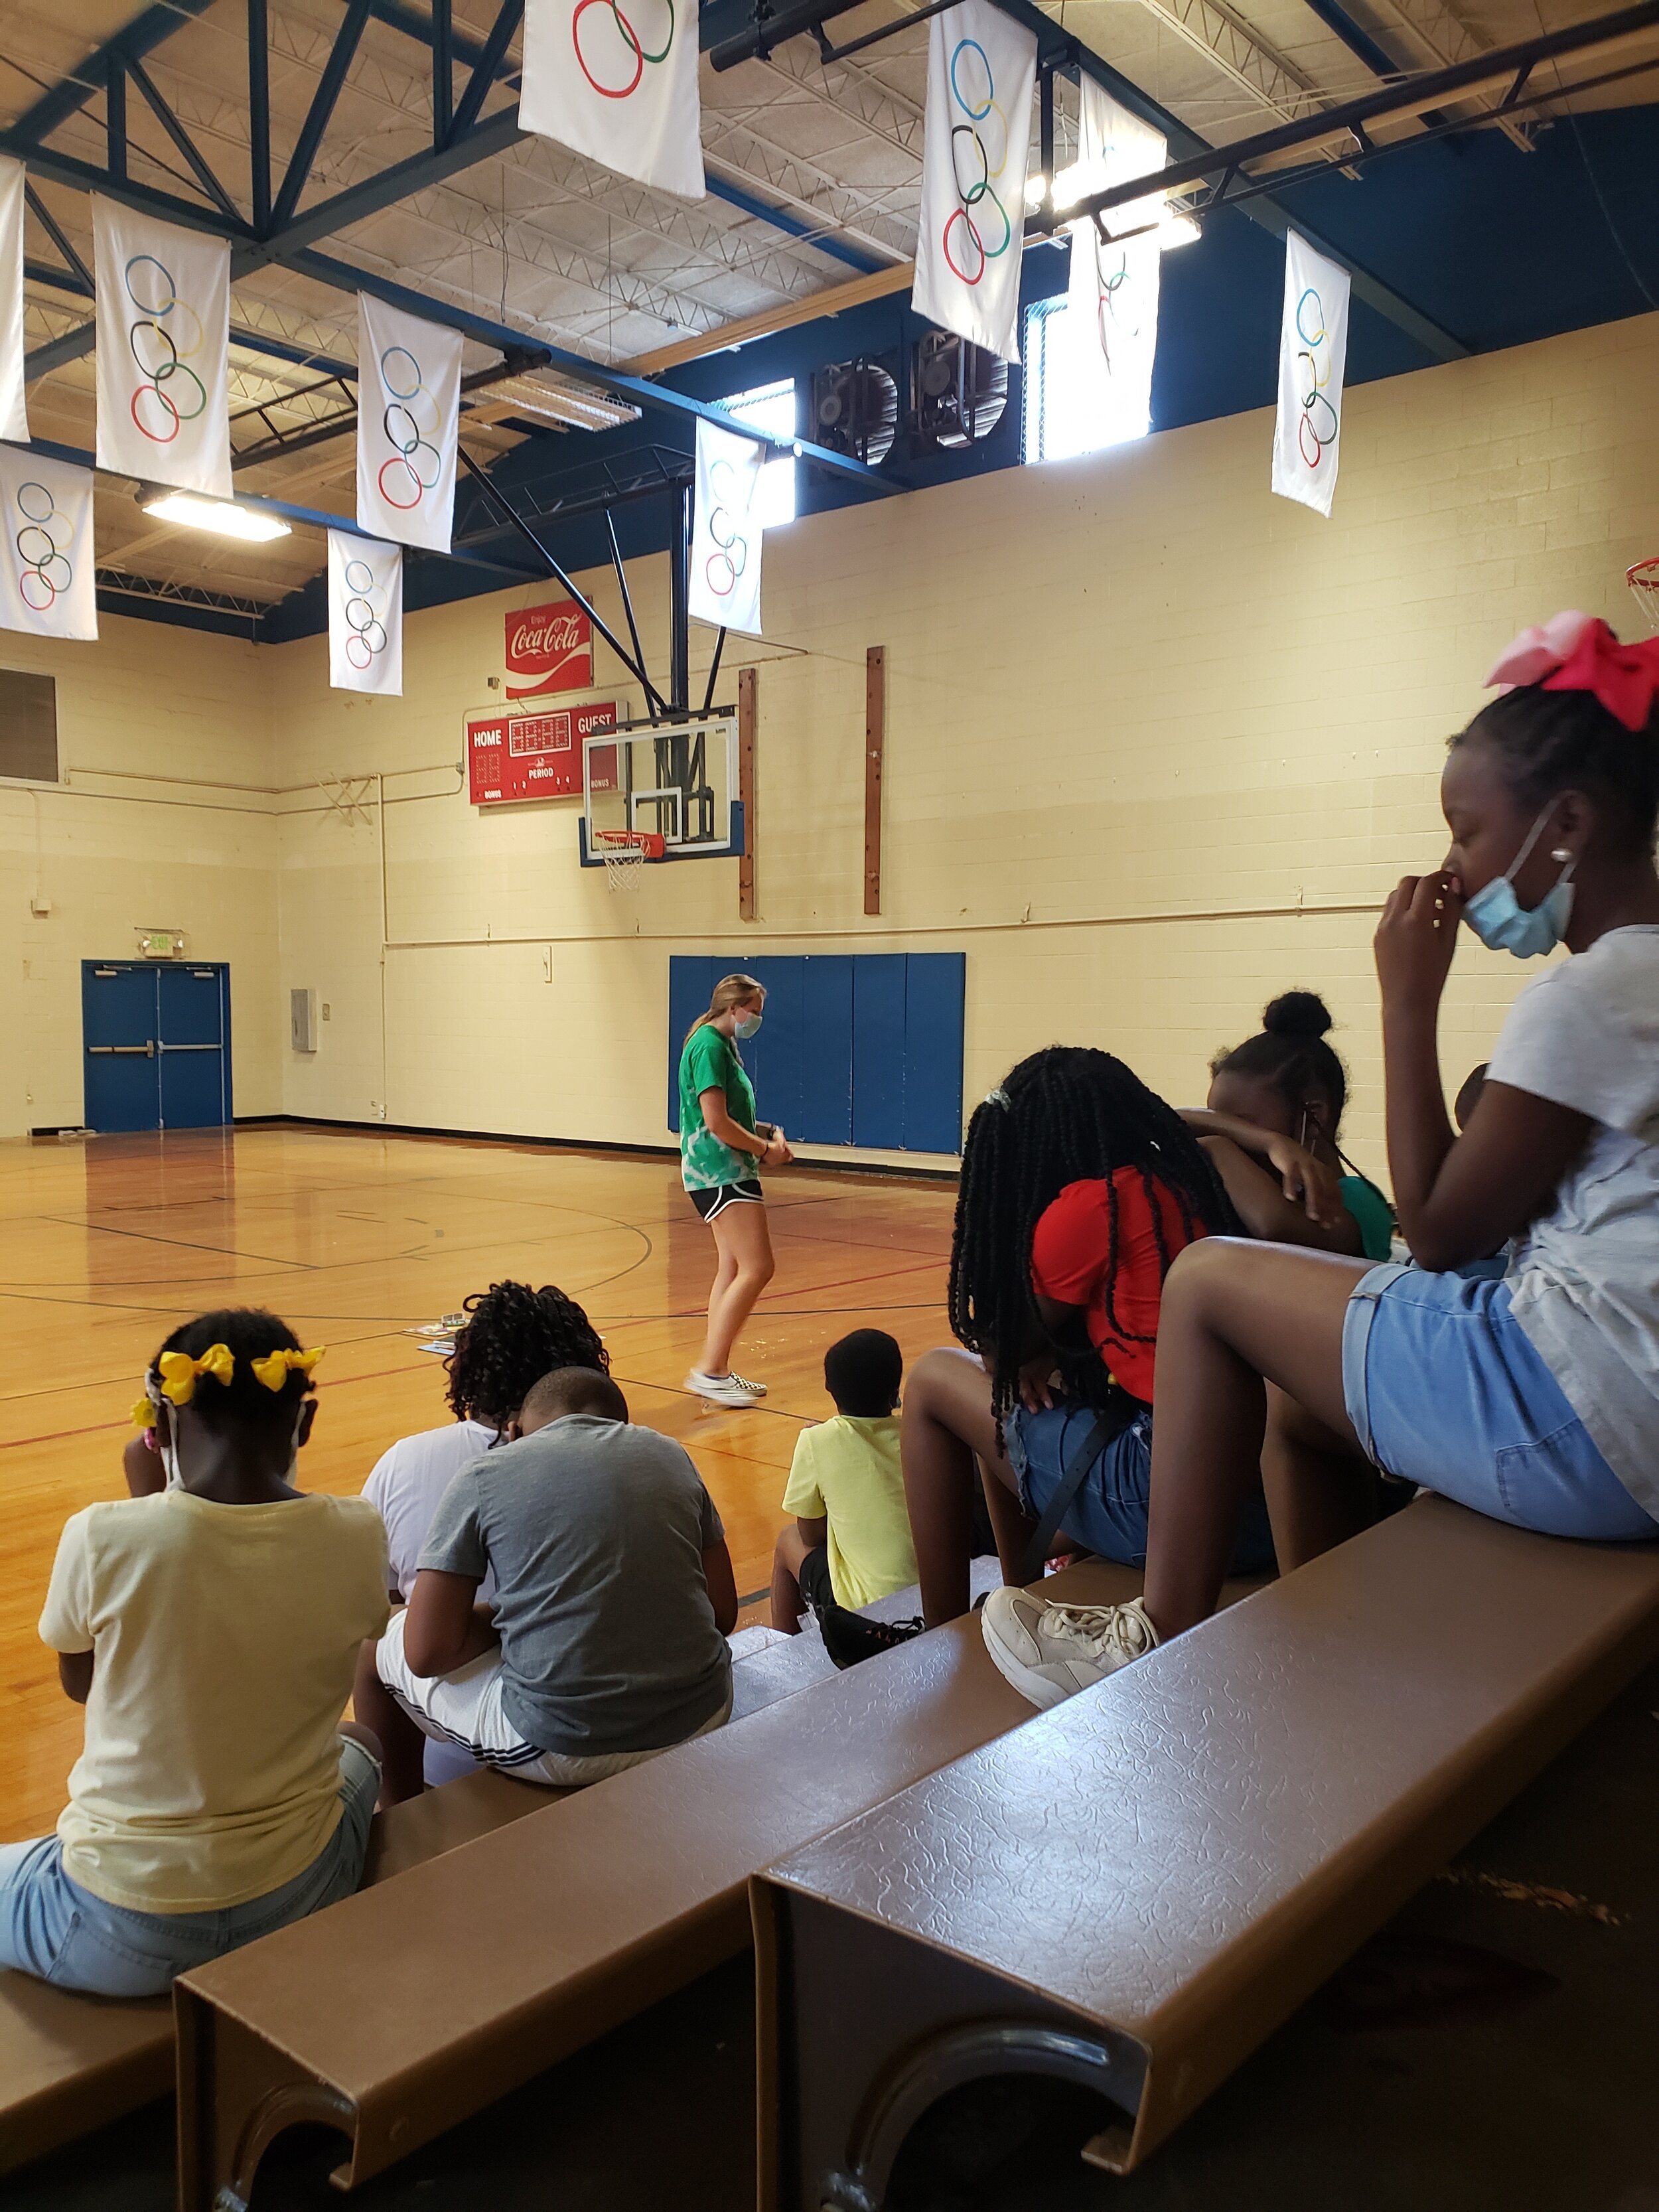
[678,974,792,1409]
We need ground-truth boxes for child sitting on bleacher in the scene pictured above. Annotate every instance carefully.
[771,1329,916,1632]
[3,1310,390,1996]
[363,1279,609,1604]
[358,1368,739,1799]
[981,613,1659,1708]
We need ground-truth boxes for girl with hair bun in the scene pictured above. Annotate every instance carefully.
[5,1309,390,1994]
[979,615,1659,1710]
[1189,990,1396,1260]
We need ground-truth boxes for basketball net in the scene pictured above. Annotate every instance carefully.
[594,829,663,894]
[1628,557,1659,637]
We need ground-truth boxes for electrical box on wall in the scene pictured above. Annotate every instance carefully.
[291,988,318,1054]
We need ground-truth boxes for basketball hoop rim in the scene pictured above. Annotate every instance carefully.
[593,828,667,861]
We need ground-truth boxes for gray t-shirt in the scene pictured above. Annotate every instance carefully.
[417,1416,732,1757]
[1487,924,1659,1513]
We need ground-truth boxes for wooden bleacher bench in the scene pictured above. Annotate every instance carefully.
[0,1766,549,2177]
[752,1499,1659,2210]
[169,1588,1078,2212]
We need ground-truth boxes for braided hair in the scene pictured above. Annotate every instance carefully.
[1452,687,1659,854]
[948,1047,1241,1430]
[1210,991,1348,1132]
[445,1280,609,1427]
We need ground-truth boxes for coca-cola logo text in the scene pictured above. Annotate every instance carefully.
[504,598,593,698]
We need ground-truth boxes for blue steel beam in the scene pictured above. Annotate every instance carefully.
[289,247,893,488]
[24,188,92,291]
[448,0,524,140]
[1297,0,1403,79]
[705,175,886,275]
[125,54,242,223]
[7,1,218,146]
[106,54,127,182]
[982,0,1470,360]
[433,0,453,145]
[15,432,543,580]
[270,0,374,230]
[250,0,271,230]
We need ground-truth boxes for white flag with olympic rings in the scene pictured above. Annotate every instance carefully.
[689,419,764,636]
[913,0,1037,366]
[1272,230,1350,519]
[94,200,232,497]
[0,158,29,445]
[1064,82,1166,442]
[356,294,463,554]
[520,0,704,201]
[328,530,403,696]
[0,449,96,641]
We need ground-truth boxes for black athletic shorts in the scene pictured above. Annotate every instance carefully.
[689,1178,764,1221]
[798,1544,835,1614]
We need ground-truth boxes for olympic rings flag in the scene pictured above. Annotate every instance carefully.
[913,0,1037,365]
[0,159,29,445]
[520,0,705,200]
[1064,82,1166,441]
[93,200,231,497]
[1272,230,1350,519]
[328,530,403,697]
[689,419,764,636]
[0,449,96,642]
[356,294,463,553]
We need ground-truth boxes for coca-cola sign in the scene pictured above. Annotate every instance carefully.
[504,598,593,699]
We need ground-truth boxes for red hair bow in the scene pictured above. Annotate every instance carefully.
[1486,611,1659,733]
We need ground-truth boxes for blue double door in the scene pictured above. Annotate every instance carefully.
[669,953,966,1154]
[82,962,232,1133]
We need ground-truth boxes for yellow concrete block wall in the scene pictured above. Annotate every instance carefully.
[0,619,280,1137]
[268,310,1659,1178]
[3,310,1654,1165]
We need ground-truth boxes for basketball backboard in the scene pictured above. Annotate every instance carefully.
[579,715,744,866]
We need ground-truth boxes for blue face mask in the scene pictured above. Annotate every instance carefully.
[734,1011,762,1039]
[1461,802,1575,960]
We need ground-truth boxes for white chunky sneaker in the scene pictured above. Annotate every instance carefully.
[979,1588,1159,1710]
[685,1368,766,1407]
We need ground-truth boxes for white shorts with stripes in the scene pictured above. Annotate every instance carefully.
[375,1609,731,1789]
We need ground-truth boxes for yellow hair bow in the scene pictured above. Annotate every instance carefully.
[155,1343,236,1406]
[131,1396,158,1430]
[250,1345,326,1393]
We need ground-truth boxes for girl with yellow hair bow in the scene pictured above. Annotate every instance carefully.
[10,1307,388,1998]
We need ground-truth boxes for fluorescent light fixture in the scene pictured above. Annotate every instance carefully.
[1025,172,1048,207]
[1158,211,1202,250]
[141,491,291,542]
[475,372,641,433]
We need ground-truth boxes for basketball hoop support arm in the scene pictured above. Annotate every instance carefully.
[459,447,668,716]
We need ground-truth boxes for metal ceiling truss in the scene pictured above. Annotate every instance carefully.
[0,0,889,494]
[1055,0,1659,230]
[711,0,1469,360]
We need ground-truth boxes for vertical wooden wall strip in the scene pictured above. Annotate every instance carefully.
[864,645,885,917]
[738,664,758,922]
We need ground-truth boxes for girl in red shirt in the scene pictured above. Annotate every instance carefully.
[904,1046,1336,1626]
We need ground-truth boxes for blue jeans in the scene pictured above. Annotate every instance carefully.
[1005,1400,1277,1574]
[1342,1264,1658,1540]
[0,1737,380,1996]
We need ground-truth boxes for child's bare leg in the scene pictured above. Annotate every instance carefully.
[352,1637,426,1806]
[699,1204,776,1376]
[1143,1239,1369,1641]
[770,1524,812,1633]
[1262,1384,1377,1570]
[902,1348,1019,1627]
[977,1456,1041,1585]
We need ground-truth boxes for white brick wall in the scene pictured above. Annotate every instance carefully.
[5,309,1656,1165]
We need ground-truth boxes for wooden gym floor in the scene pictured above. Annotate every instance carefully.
[0,1125,956,1846]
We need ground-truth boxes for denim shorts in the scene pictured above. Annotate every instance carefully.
[0,1736,380,1998]
[1342,1264,1658,1541]
[1005,1400,1277,1575]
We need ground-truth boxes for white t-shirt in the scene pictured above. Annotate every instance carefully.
[1488,924,1659,1513]
[362,1420,499,1600]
